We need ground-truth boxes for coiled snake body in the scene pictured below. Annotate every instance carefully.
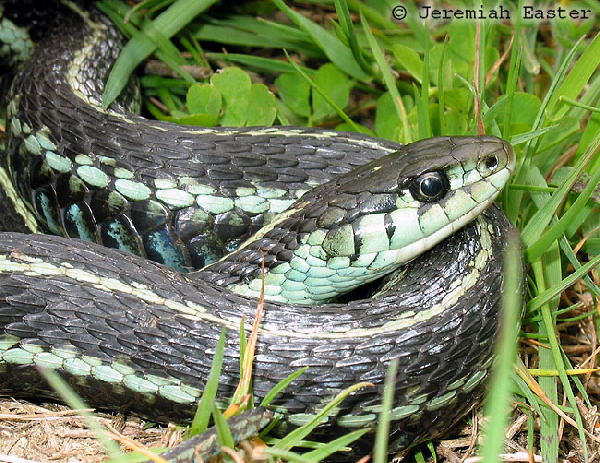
[0,0,519,457]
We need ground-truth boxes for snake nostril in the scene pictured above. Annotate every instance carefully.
[485,155,498,170]
[478,154,499,174]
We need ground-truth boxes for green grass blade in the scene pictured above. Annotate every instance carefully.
[480,233,523,462]
[416,21,431,139]
[212,403,234,449]
[205,52,314,74]
[191,328,226,435]
[360,13,410,143]
[272,0,368,81]
[437,36,448,135]
[525,133,600,261]
[261,367,308,407]
[546,32,600,119]
[103,0,219,108]
[373,359,397,463]
[273,381,372,451]
[527,251,600,313]
[520,133,600,251]
[508,124,561,146]
[239,317,247,379]
[334,0,370,73]
[301,428,370,462]
[265,448,313,462]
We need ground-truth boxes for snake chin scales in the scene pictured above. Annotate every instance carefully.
[0,0,523,459]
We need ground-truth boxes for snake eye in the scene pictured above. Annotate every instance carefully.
[409,171,449,202]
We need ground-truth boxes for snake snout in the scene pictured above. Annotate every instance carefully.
[476,137,516,178]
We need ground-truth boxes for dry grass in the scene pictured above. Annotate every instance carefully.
[0,400,182,463]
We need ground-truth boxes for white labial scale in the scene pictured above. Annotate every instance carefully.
[388,207,422,250]
[469,180,498,203]
[418,203,450,237]
[488,169,511,189]
[462,167,483,186]
[443,189,478,222]
[356,214,389,254]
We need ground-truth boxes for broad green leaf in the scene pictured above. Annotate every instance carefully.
[442,107,468,135]
[446,21,475,75]
[187,83,221,118]
[374,92,402,141]
[275,73,311,117]
[283,51,360,132]
[508,93,541,127]
[246,84,277,126]
[443,87,471,117]
[391,43,424,84]
[165,113,217,127]
[335,122,375,136]
[312,63,349,121]
[211,68,252,126]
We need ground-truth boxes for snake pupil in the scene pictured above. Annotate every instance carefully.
[421,177,442,197]
[409,171,449,202]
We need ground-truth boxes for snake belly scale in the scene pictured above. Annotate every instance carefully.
[0,0,519,456]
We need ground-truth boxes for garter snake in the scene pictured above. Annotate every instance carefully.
[0,0,520,457]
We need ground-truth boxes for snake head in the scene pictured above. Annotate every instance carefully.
[310,135,516,268]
